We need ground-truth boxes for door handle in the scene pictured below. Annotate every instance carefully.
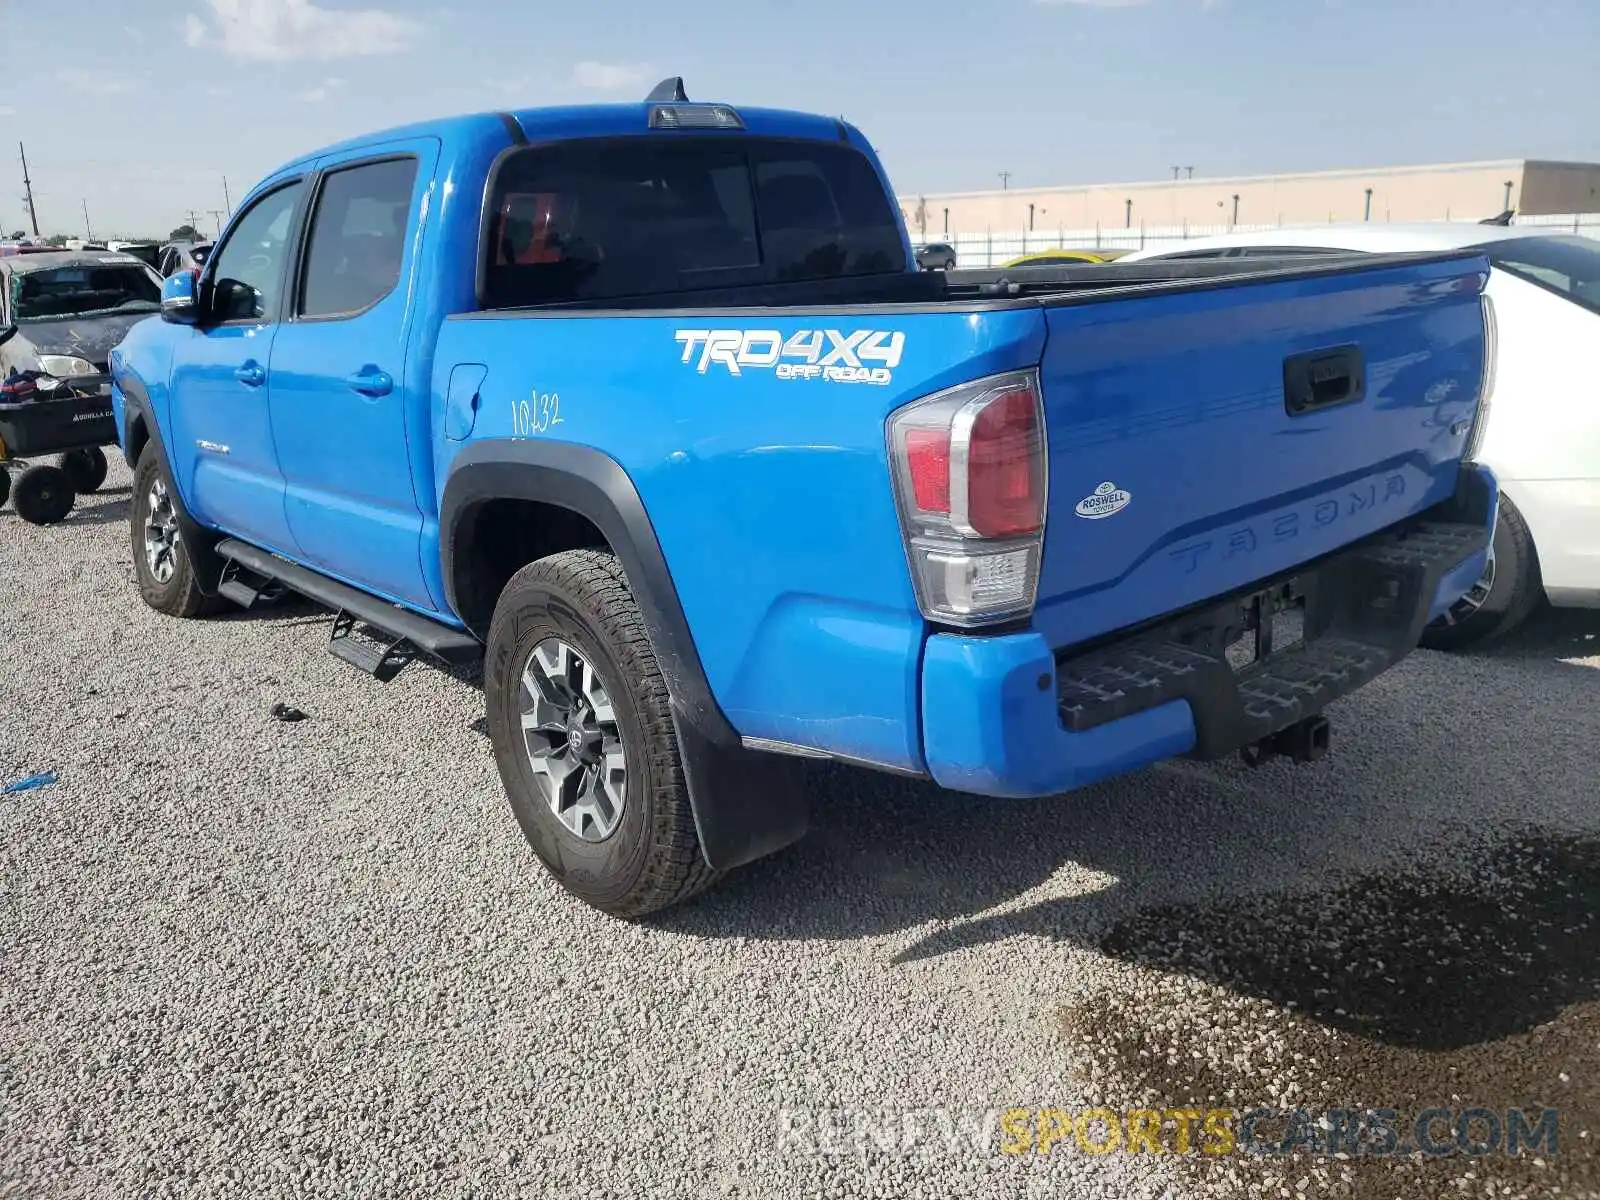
[345,368,394,397]
[234,361,266,388]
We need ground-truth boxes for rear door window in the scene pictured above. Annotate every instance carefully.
[298,157,418,319]
[481,137,906,308]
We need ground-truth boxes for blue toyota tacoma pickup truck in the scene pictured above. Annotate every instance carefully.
[109,80,1499,918]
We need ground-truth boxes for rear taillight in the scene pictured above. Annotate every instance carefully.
[888,370,1047,627]
[1466,292,1497,462]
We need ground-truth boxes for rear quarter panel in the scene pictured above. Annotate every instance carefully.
[434,306,1046,772]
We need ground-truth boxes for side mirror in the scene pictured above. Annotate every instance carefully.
[160,269,202,325]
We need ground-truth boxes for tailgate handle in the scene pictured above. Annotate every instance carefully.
[1284,346,1365,416]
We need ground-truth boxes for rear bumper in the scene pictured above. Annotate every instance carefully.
[920,464,1498,798]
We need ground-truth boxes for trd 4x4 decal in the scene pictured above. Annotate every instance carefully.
[675,329,906,385]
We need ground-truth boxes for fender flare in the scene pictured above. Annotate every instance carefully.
[440,438,737,748]
[439,439,808,872]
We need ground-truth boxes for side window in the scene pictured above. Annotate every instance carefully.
[207,182,304,323]
[298,157,419,319]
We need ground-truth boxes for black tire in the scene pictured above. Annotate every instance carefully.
[0,467,10,510]
[1420,496,1542,651]
[130,443,222,618]
[484,548,719,918]
[944,258,956,271]
[58,446,109,494]
[11,465,75,525]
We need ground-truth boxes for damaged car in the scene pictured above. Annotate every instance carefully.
[0,250,164,394]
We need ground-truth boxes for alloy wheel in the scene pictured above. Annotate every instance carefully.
[1435,545,1497,627]
[518,637,627,842]
[144,477,181,584]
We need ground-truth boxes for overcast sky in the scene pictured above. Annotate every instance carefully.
[2,0,1597,237]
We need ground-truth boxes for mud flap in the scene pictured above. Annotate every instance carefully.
[671,701,809,872]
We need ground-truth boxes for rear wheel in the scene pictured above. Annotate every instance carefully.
[130,444,222,618]
[1421,497,1542,651]
[58,447,108,494]
[11,465,74,525]
[484,549,719,918]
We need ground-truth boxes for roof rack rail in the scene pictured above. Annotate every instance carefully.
[645,77,689,103]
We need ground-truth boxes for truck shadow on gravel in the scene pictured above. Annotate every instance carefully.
[1054,833,1600,1200]
[1477,604,1600,664]
[1089,830,1600,1053]
[659,610,1600,1030]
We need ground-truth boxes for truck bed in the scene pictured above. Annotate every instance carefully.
[475,248,1475,315]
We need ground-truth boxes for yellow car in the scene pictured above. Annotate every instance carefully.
[999,248,1132,267]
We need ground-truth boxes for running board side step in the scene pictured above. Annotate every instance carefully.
[329,610,417,683]
[214,538,483,680]
[217,558,287,610]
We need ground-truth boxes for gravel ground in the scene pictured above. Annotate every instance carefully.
[3,460,1599,1200]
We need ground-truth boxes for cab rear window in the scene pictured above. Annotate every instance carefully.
[479,136,907,308]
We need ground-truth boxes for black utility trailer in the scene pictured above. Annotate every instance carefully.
[0,377,115,525]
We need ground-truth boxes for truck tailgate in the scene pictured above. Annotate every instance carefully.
[1031,251,1490,650]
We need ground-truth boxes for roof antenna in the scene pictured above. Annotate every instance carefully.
[645,76,689,103]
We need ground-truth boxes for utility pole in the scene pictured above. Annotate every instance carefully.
[186,209,201,234]
[222,176,232,214]
[82,199,93,242]
[998,171,1011,191]
[1185,166,1195,179]
[208,209,225,235]
[19,141,39,236]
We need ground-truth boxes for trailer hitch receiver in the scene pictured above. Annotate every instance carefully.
[1240,715,1332,768]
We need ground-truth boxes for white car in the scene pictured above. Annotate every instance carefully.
[1120,222,1600,649]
